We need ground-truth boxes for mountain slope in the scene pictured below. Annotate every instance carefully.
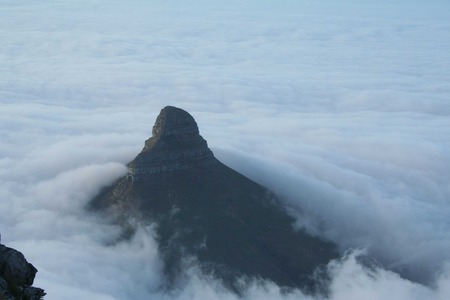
[90,106,338,292]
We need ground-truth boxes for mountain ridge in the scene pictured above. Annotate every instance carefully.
[90,106,338,293]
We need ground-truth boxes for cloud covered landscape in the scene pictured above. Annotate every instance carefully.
[1,0,450,299]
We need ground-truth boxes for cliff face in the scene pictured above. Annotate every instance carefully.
[0,244,45,300]
[91,106,338,293]
[127,106,214,181]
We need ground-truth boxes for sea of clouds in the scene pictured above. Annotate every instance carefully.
[1,0,450,299]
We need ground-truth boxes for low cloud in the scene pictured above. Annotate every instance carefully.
[1,0,449,299]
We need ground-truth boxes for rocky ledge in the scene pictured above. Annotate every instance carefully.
[0,244,45,300]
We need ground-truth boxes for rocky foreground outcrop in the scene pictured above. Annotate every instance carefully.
[0,244,45,300]
[91,106,338,293]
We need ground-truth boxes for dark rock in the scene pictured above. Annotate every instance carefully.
[90,106,338,294]
[0,277,8,290]
[0,244,45,300]
[23,287,46,300]
[0,245,37,287]
[0,276,14,300]
[127,106,214,182]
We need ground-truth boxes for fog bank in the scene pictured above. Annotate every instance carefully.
[1,0,449,299]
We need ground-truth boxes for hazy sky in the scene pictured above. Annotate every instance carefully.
[1,0,450,299]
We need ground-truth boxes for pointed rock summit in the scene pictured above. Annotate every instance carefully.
[91,106,338,293]
[127,106,214,182]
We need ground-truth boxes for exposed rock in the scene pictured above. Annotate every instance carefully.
[0,244,45,300]
[127,106,214,181]
[0,245,37,287]
[0,277,8,290]
[91,106,338,294]
[0,276,14,300]
[22,287,46,300]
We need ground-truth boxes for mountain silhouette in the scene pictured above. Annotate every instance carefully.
[90,106,338,293]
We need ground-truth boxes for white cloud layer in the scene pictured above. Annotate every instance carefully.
[1,0,449,299]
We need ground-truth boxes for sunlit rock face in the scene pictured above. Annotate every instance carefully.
[91,106,338,294]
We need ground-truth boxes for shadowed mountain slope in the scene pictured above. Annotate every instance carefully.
[90,106,338,292]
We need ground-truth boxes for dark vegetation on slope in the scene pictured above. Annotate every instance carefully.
[90,106,338,294]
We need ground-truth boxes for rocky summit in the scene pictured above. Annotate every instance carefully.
[127,106,214,182]
[90,106,338,293]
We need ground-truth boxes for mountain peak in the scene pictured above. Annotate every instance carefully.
[151,106,198,138]
[145,106,202,150]
[91,106,338,293]
[128,106,214,182]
